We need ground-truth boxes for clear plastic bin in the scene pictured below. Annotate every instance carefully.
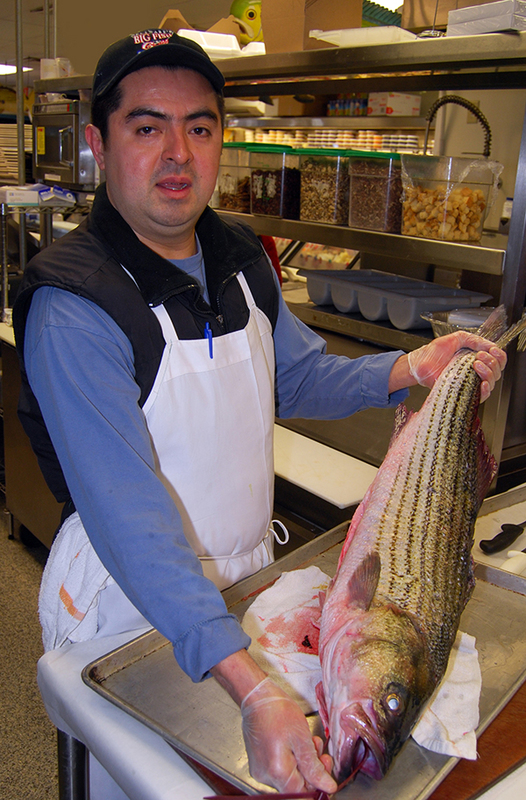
[248,145,301,219]
[401,155,503,242]
[348,151,402,233]
[217,143,251,213]
[299,148,350,225]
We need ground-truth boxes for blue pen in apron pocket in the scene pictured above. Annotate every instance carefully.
[205,321,213,358]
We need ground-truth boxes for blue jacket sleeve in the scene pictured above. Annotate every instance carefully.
[23,287,250,682]
[272,278,408,418]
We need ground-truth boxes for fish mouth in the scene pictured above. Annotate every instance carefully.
[232,16,255,38]
[335,704,386,782]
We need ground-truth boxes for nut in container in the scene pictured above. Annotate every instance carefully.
[299,148,350,225]
[401,154,502,242]
[248,144,301,219]
[217,142,251,213]
[348,151,402,233]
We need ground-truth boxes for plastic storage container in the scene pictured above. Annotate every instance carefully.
[299,268,491,330]
[248,145,301,219]
[401,155,503,242]
[348,151,403,233]
[217,143,251,212]
[299,148,350,225]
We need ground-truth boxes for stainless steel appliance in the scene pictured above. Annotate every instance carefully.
[32,100,97,190]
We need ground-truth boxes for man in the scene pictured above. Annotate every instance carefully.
[13,30,506,798]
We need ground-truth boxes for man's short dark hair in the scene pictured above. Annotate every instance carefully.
[91,65,225,144]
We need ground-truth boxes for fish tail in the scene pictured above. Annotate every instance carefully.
[477,304,526,351]
[496,311,526,352]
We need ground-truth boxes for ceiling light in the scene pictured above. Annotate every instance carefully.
[0,65,33,76]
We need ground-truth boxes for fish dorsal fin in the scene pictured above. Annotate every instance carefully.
[389,403,413,448]
[348,551,381,610]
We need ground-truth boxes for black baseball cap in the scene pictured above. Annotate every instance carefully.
[92,29,225,99]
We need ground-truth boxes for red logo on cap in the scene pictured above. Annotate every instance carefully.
[142,40,170,50]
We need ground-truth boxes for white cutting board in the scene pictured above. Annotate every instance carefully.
[274,424,378,509]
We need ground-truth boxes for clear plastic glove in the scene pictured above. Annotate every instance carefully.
[407,331,507,402]
[240,677,337,795]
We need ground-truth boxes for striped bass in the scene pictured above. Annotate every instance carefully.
[315,307,526,783]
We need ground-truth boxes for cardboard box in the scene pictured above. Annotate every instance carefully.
[261,0,362,53]
[159,9,194,33]
[367,92,422,117]
[275,95,329,116]
[0,185,41,205]
[402,0,497,31]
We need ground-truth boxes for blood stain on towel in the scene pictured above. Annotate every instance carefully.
[257,602,322,656]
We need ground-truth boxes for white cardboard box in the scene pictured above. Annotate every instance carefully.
[0,185,40,205]
[447,0,526,35]
[367,92,422,117]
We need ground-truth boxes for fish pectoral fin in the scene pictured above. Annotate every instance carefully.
[348,551,381,611]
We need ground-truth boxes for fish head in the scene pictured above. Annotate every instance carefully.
[324,605,435,782]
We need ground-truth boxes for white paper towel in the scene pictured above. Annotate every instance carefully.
[243,566,329,713]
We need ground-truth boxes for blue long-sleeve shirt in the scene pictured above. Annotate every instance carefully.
[24,278,407,681]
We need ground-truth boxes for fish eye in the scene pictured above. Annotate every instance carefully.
[385,692,402,714]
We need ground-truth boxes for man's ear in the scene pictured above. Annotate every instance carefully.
[85,123,106,171]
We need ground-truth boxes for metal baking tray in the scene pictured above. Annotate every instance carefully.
[83,522,526,797]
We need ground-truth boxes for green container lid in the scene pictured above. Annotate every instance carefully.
[297,147,350,157]
[246,143,295,153]
[347,148,401,160]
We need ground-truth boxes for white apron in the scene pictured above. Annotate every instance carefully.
[39,273,287,650]
[143,272,279,590]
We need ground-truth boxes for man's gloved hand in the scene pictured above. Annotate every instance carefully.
[407,331,507,402]
[240,677,337,795]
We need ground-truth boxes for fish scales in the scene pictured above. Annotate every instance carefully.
[373,353,482,672]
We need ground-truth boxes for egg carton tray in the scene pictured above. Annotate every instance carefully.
[299,269,491,330]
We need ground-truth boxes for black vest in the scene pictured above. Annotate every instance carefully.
[13,185,279,503]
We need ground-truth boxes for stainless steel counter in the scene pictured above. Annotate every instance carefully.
[83,522,526,798]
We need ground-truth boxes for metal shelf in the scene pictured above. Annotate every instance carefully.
[35,74,92,93]
[218,33,526,90]
[217,211,507,275]
[34,32,526,99]
[226,116,434,130]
